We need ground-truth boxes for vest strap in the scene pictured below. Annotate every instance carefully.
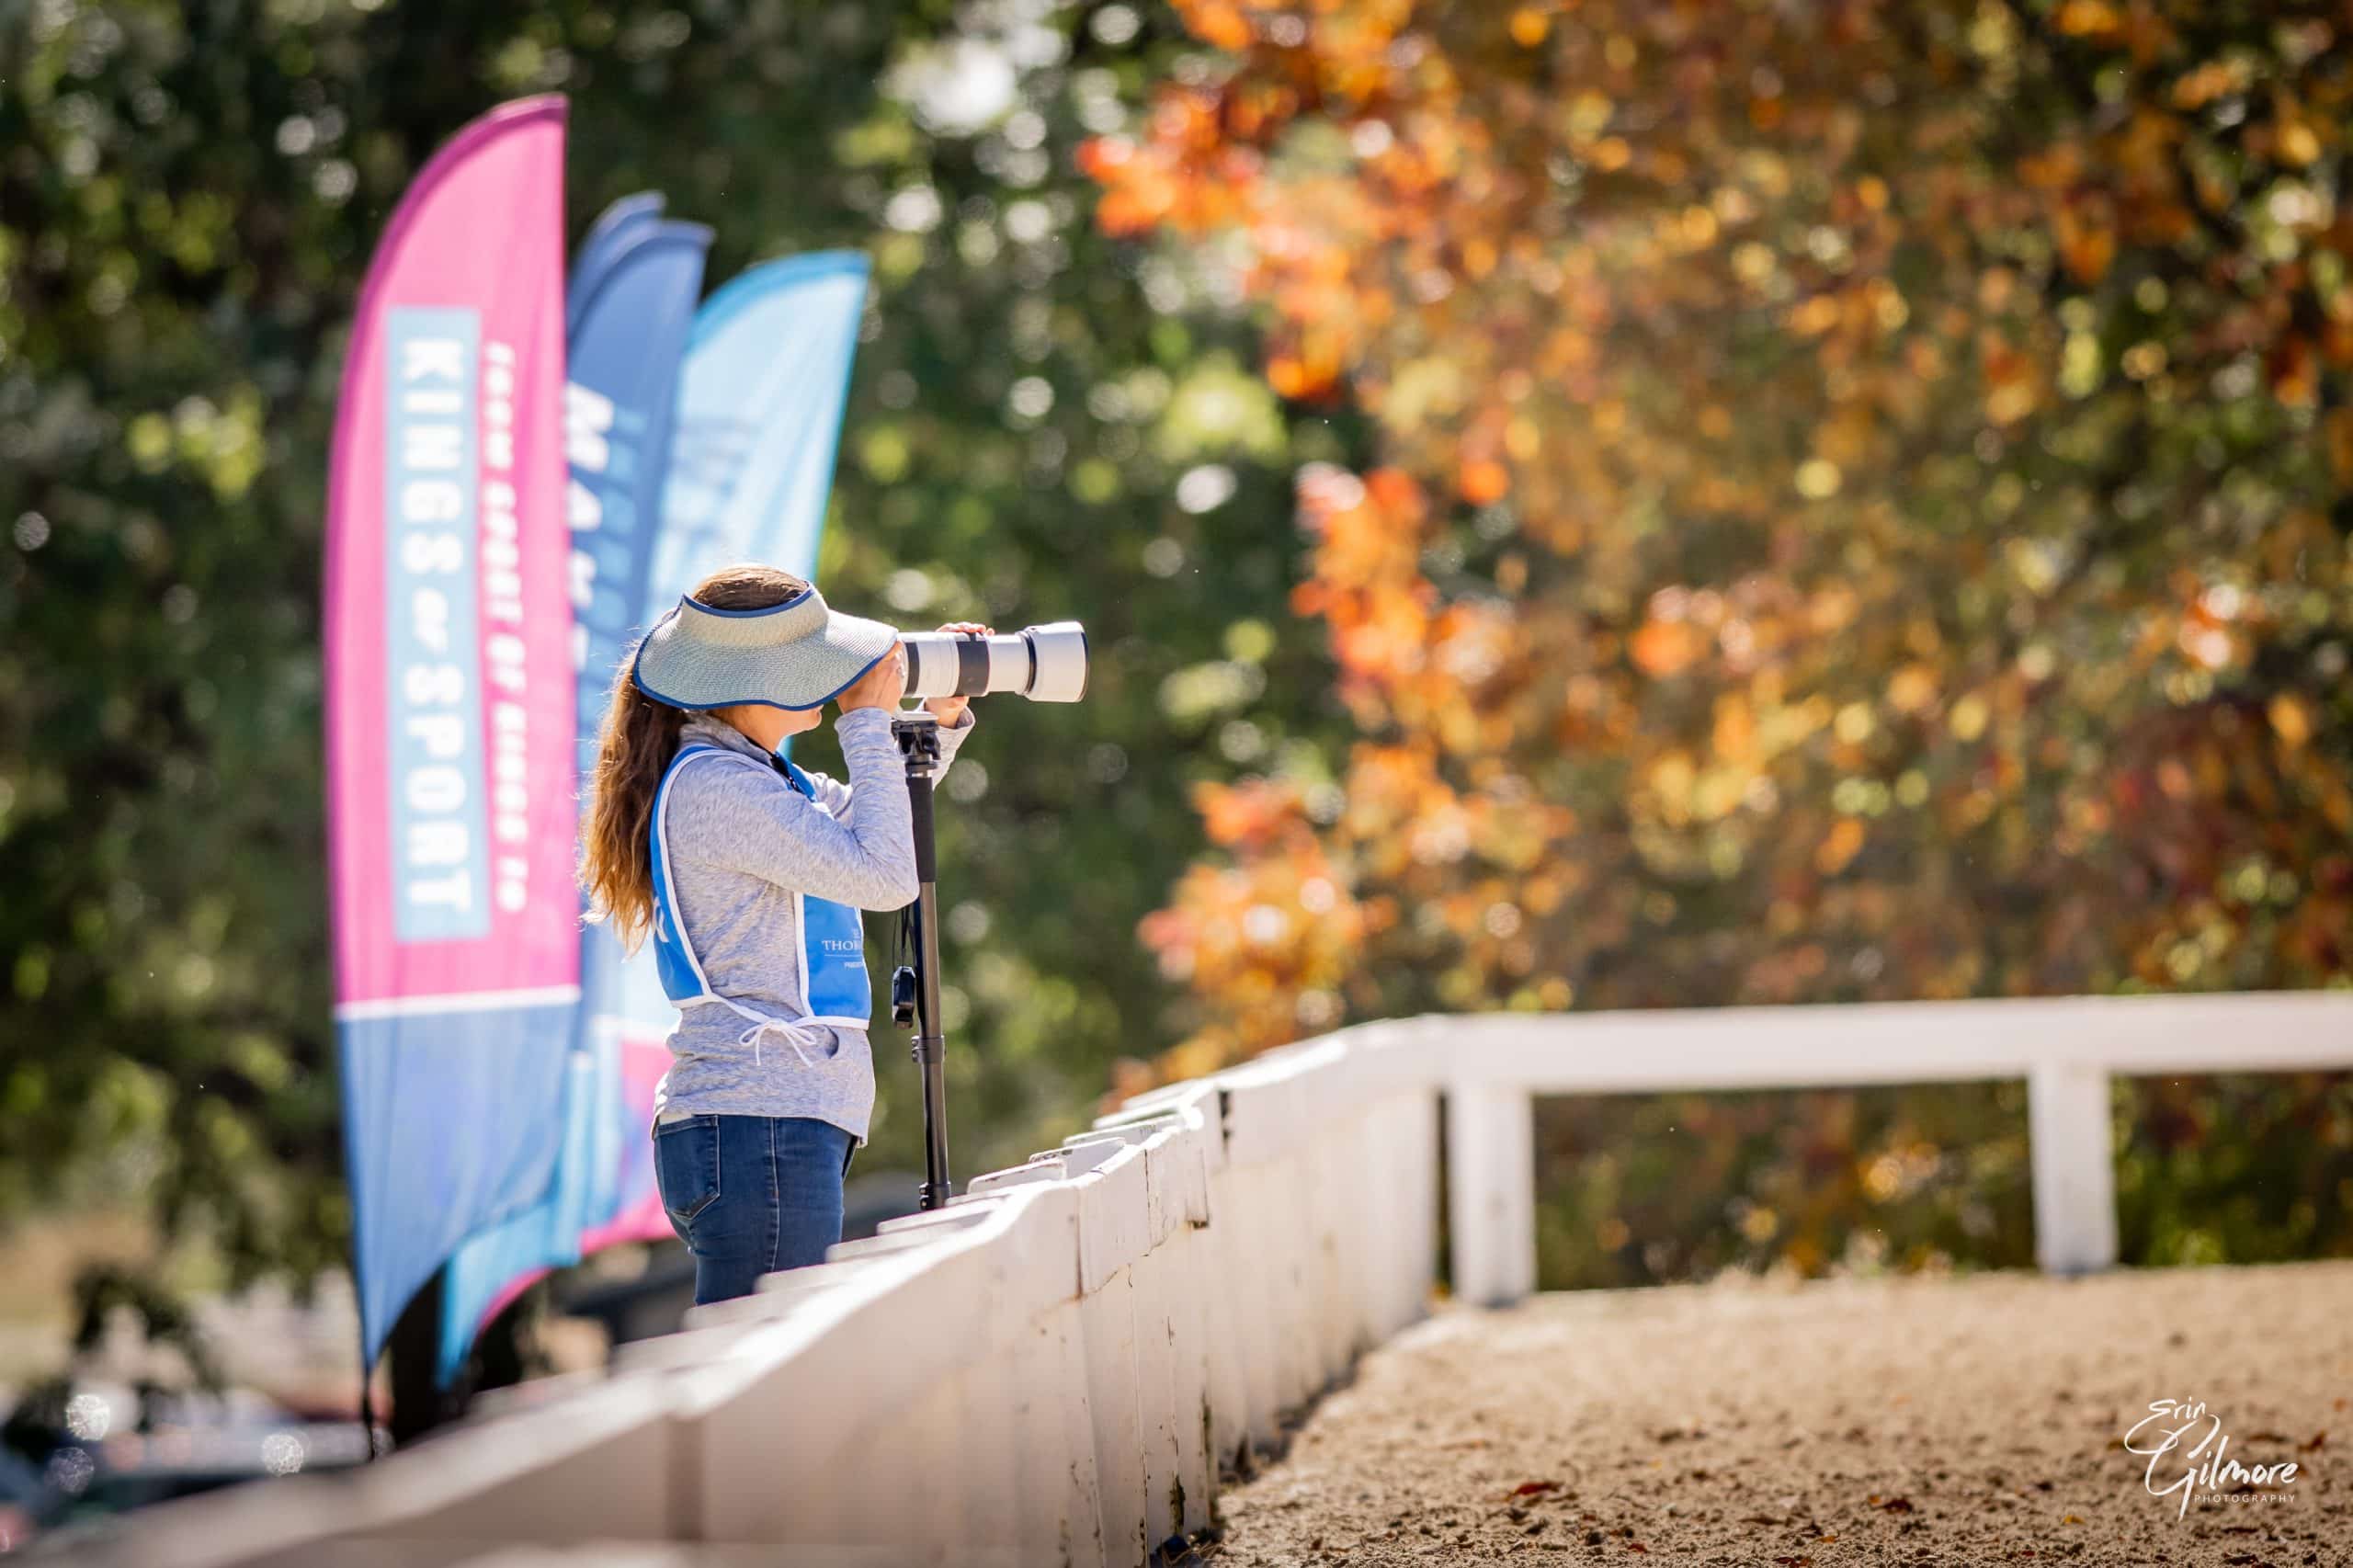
[651,742,872,1060]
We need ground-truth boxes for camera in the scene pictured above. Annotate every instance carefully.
[901,622,1087,703]
[891,621,1085,1207]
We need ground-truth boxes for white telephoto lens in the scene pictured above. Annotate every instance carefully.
[898,623,1088,702]
[901,631,961,699]
[1021,622,1087,702]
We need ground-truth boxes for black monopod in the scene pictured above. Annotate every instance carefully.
[889,711,954,1210]
[892,620,1087,1210]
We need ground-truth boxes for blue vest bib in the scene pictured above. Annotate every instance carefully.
[649,744,872,1038]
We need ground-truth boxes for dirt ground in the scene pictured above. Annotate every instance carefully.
[1207,1262,2353,1567]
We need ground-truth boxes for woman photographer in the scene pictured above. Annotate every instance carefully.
[580,562,985,1304]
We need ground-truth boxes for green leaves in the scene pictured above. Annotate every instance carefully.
[1,1,1338,1300]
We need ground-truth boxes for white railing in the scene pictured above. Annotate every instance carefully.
[85,992,2353,1568]
[1441,990,2353,1301]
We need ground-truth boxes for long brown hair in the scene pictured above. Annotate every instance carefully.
[580,562,812,949]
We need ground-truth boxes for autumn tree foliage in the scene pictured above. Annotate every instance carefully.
[1097,0,2353,1070]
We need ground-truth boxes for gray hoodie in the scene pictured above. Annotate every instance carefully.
[652,706,972,1140]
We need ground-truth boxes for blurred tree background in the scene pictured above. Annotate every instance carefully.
[0,0,1353,1346]
[4,0,2352,1372]
[1098,0,2353,1280]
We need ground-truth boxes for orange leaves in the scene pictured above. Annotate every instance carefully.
[1084,82,1294,238]
[1092,176,1175,237]
[1290,461,1471,724]
[1084,129,1188,236]
[1098,0,2353,1054]
[1458,458,1511,505]
[1266,355,1319,399]
[2172,59,2252,111]
[1979,332,2043,426]
[1195,777,1311,851]
[1631,618,1706,678]
[2271,116,2323,169]
[1176,0,1255,53]
[1074,136,1132,182]
[1815,819,1866,877]
[1790,294,1842,338]
[1295,461,1368,528]
[2049,0,2177,62]
[1139,771,1382,1065]
[1301,464,1422,592]
[1227,81,1306,142]
[1365,466,1427,519]
[2268,695,2313,751]
[2052,201,2117,286]
[1267,333,1347,399]
[1711,694,1756,764]
[1886,665,1939,718]
[1148,88,1231,155]
[2017,141,2085,192]
[2052,0,2123,39]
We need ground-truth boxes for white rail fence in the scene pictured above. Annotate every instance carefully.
[1443,989,2353,1301]
[85,992,2353,1568]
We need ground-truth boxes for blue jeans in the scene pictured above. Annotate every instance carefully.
[653,1114,856,1305]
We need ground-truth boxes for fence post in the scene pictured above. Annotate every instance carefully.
[2028,1060,2119,1274]
[1446,1081,1536,1306]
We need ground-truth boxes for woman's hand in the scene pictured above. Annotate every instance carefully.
[922,623,994,727]
[835,644,907,713]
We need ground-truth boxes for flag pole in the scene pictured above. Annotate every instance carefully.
[356,1337,377,1462]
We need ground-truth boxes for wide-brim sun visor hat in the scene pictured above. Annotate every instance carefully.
[632,586,901,711]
